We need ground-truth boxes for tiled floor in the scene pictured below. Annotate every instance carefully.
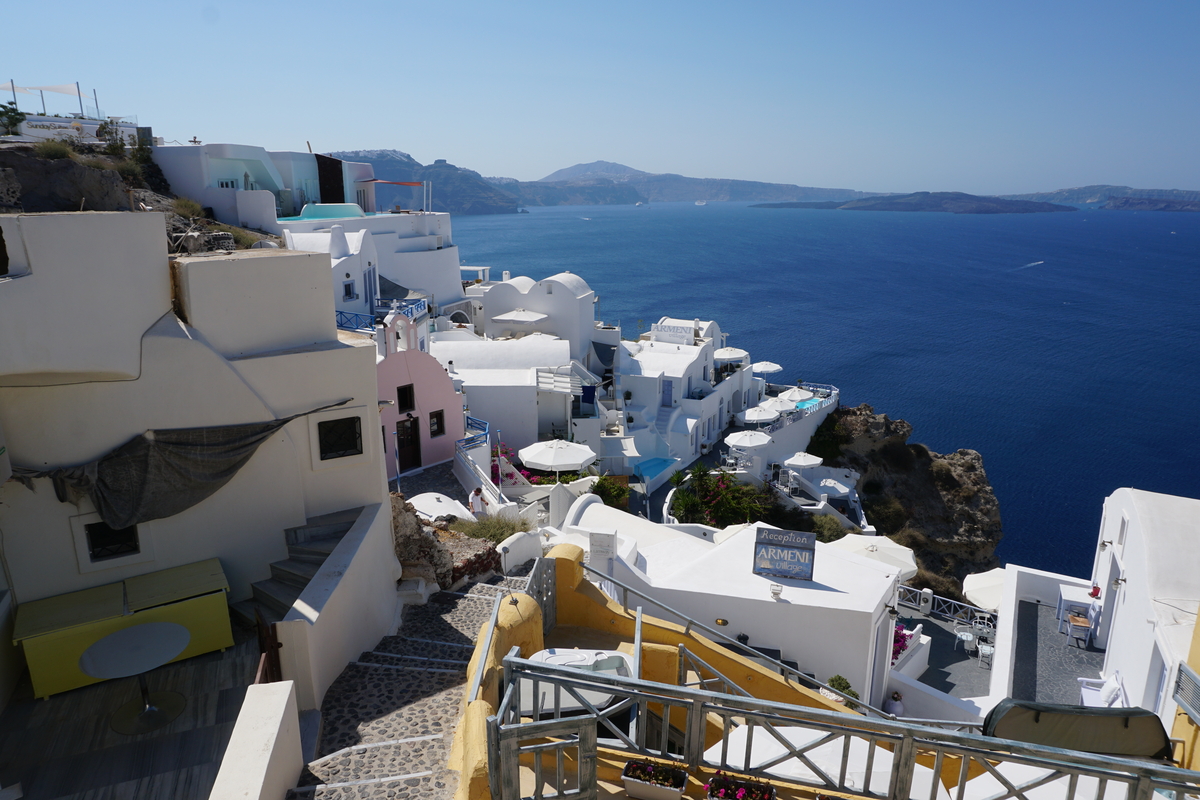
[392,462,465,501]
[0,627,257,800]
[904,600,1104,705]
[1011,600,1104,705]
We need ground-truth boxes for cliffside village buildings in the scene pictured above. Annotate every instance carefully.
[1,139,1199,799]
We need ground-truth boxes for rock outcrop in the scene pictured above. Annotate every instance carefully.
[811,404,1003,597]
[0,145,130,212]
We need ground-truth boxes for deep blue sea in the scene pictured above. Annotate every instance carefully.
[451,202,1200,578]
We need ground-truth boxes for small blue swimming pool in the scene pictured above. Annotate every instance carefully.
[634,457,677,480]
[796,398,822,411]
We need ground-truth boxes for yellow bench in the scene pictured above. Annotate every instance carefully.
[12,558,235,699]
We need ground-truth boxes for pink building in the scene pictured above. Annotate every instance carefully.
[375,307,466,479]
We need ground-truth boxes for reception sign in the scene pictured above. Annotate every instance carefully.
[753,527,816,581]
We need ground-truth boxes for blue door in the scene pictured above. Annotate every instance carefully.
[661,380,673,407]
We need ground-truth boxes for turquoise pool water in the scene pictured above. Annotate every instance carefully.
[634,457,677,480]
[278,203,367,222]
[796,398,822,411]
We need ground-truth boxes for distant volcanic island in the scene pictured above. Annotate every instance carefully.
[751,192,1077,214]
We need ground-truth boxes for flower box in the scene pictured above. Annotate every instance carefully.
[705,772,776,800]
[622,761,687,800]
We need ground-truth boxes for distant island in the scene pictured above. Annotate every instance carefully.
[1001,185,1200,205]
[752,192,1076,214]
[1101,196,1200,212]
[489,160,872,207]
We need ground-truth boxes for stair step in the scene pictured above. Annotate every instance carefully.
[286,507,364,545]
[253,578,302,616]
[231,598,282,628]
[307,736,451,786]
[289,537,343,564]
[373,636,477,662]
[271,558,320,589]
[289,768,457,800]
[358,652,469,671]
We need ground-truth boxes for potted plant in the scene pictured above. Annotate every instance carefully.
[882,690,905,717]
[821,675,860,710]
[622,759,688,800]
[624,390,633,402]
[705,771,775,800]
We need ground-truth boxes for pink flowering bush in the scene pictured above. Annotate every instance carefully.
[891,623,914,664]
[704,771,774,800]
[622,760,686,789]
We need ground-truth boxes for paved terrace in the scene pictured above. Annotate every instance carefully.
[901,600,1104,705]
[0,625,257,800]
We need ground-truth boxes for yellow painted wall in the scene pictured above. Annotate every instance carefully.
[1170,614,1200,767]
[548,544,853,716]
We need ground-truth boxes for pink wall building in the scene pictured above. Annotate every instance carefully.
[376,311,465,479]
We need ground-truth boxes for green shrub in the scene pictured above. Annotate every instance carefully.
[826,674,860,709]
[592,474,630,508]
[452,514,530,544]
[807,414,853,461]
[910,567,965,602]
[173,197,204,218]
[810,513,849,543]
[211,223,258,249]
[0,101,26,135]
[930,460,959,490]
[862,495,907,534]
[115,160,143,185]
[34,138,74,160]
[80,157,111,171]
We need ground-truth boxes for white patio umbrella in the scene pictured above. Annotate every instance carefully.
[760,396,798,413]
[736,406,779,425]
[778,386,815,402]
[518,440,597,476]
[963,567,1008,611]
[751,361,782,374]
[827,534,919,582]
[783,452,823,469]
[725,430,772,449]
[713,347,749,362]
[491,307,548,324]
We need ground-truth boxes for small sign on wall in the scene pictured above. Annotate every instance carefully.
[753,527,815,581]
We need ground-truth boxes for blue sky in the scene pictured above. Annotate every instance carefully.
[6,1,1198,194]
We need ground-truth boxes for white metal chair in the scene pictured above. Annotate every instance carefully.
[978,643,995,669]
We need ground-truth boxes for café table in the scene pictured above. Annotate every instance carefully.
[78,621,191,735]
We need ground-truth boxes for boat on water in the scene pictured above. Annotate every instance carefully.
[695,200,707,206]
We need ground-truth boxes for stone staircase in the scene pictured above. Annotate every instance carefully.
[231,507,362,627]
[288,571,533,800]
[654,406,673,440]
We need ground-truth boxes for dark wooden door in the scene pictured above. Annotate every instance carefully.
[396,418,421,473]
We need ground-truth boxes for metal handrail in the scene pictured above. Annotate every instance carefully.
[579,561,890,718]
[897,585,998,628]
[335,310,376,331]
[468,592,504,702]
[494,653,1200,800]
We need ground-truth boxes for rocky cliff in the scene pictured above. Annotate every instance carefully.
[810,404,1003,597]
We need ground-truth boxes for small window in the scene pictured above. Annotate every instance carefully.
[397,384,415,413]
[218,178,239,189]
[85,521,139,562]
[343,281,357,301]
[429,410,445,437]
[318,416,363,460]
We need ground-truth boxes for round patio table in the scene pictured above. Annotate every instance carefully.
[78,621,191,735]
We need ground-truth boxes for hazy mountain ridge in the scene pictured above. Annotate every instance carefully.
[540,160,650,182]
[755,192,1074,214]
[327,150,516,215]
[1000,185,1200,204]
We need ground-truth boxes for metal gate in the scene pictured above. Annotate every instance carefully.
[496,716,597,800]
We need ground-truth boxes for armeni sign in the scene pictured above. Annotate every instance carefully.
[650,323,693,345]
[753,527,816,581]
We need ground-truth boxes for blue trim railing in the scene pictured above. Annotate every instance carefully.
[765,383,840,434]
[458,416,489,450]
[335,310,376,331]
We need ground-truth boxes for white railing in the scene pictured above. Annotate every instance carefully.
[897,585,998,628]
